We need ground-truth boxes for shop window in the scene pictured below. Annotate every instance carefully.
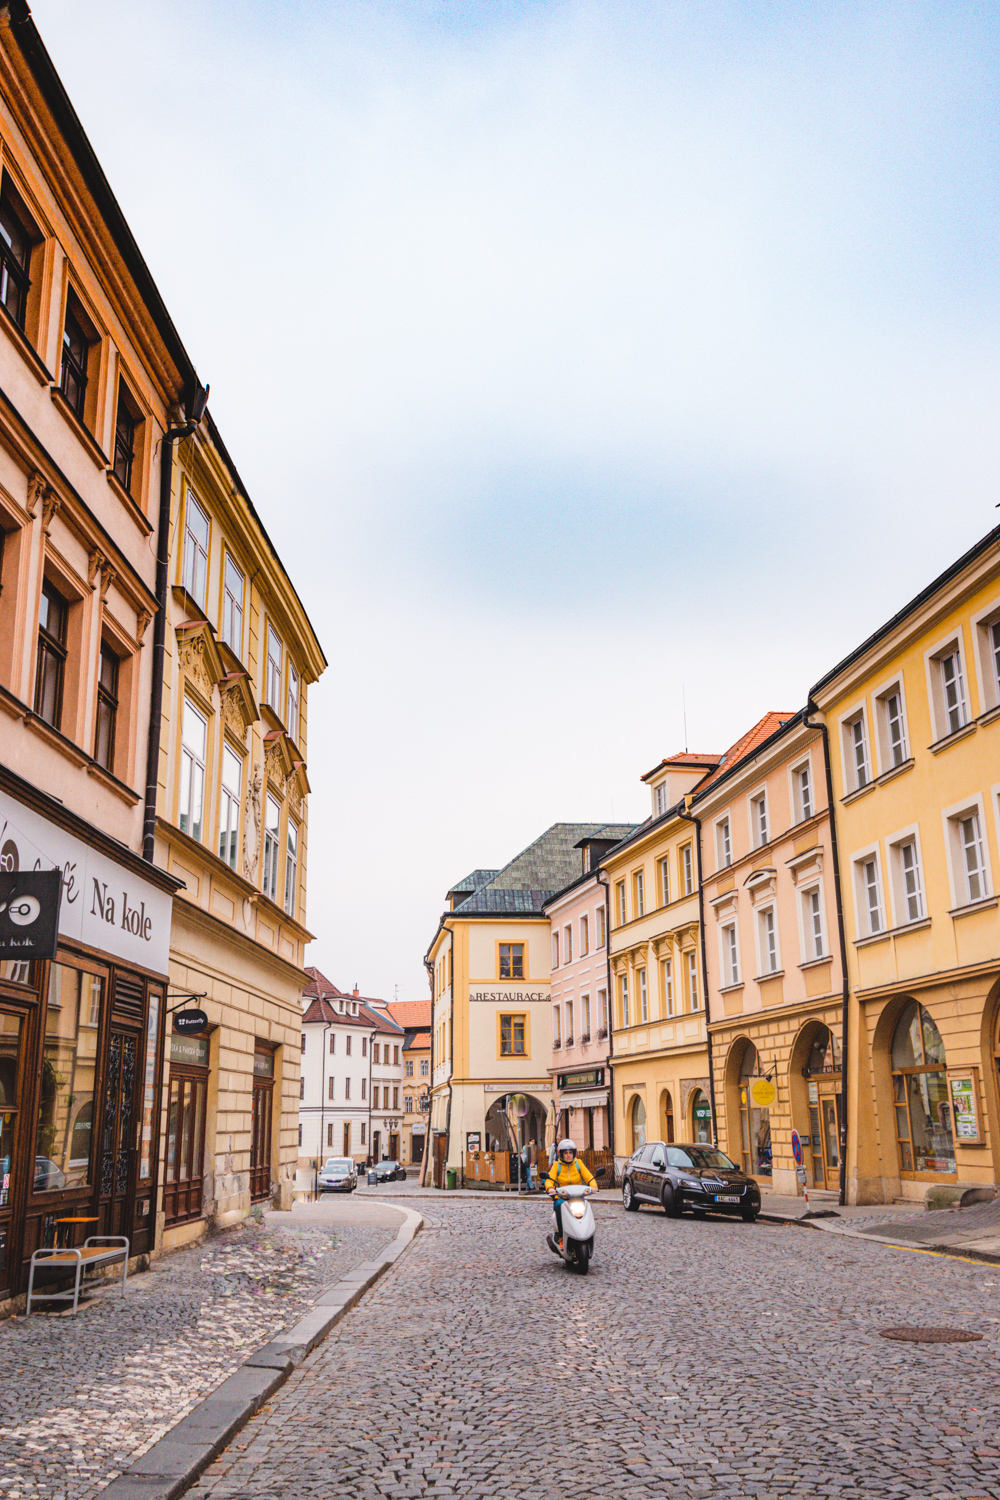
[499,1014,526,1056]
[737,1042,771,1177]
[35,965,103,1192]
[0,1012,23,1209]
[890,1001,955,1175]
[35,580,67,729]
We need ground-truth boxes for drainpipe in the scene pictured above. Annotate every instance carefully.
[677,800,719,1148]
[596,871,616,1162]
[420,957,434,1187]
[318,1008,332,1181]
[805,702,850,1208]
[142,388,209,863]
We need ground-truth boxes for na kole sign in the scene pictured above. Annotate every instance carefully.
[0,792,172,972]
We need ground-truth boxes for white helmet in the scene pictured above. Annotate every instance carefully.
[557,1138,577,1159]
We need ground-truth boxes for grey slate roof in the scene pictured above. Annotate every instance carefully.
[447,868,499,896]
[454,823,612,915]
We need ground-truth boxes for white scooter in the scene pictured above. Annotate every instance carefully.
[546,1172,604,1274]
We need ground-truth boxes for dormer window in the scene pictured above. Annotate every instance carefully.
[654,782,668,817]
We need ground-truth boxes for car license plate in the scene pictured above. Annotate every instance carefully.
[714,1194,739,1204]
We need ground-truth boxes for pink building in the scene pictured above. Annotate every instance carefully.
[544,826,635,1152]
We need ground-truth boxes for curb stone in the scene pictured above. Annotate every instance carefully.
[99,1205,423,1500]
[759,1208,1000,1265]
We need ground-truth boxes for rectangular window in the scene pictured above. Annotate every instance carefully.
[633,870,645,917]
[565,1000,574,1043]
[346,1035,352,1055]
[360,1037,365,1056]
[222,554,244,657]
[758,907,778,974]
[976,612,1000,711]
[0,175,35,329]
[681,845,694,896]
[687,950,700,1011]
[659,857,670,906]
[284,819,298,915]
[716,818,731,869]
[373,1042,380,1064]
[94,642,119,770]
[598,988,607,1033]
[958,811,988,903]
[661,958,674,1016]
[553,1005,561,1044]
[616,881,626,925]
[750,793,768,848]
[655,782,668,817]
[346,1077,351,1099]
[327,1123,334,1148]
[113,380,140,493]
[361,1123,366,1145]
[499,943,524,979]
[393,1087,399,1109]
[721,923,739,987]
[857,855,884,935]
[329,1034,336,1054]
[35,965,103,1190]
[793,763,813,822]
[552,932,559,969]
[940,649,968,736]
[328,1076,335,1100]
[287,662,299,742]
[500,1014,526,1055]
[60,289,91,419]
[583,993,591,1037]
[301,1033,306,1052]
[179,699,207,841]
[182,490,210,608]
[219,745,242,869]
[596,905,606,948]
[394,1046,400,1065]
[405,1095,413,1113]
[897,839,924,923]
[266,624,282,708]
[405,1058,414,1077]
[35,581,67,729]
[564,924,572,963]
[876,686,908,769]
[262,793,280,901]
[620,973,630,1028]
[580,914,589,956]
[638,968,648,1023]
[420,1058,429,1077]
[848,714,870,789]
[803,887,825,959]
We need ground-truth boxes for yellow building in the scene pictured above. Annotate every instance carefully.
[811,523,1000,1204]
[424,827,607,1186]
[388,1004,431,1170]
[605,755,721,1158]
[153,417,326,1246]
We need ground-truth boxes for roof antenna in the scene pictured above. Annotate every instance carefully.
[682,684,688,753]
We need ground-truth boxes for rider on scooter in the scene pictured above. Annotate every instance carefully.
[545,1138,596,1252]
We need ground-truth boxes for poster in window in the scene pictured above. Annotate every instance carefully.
[948,1071,982,1143]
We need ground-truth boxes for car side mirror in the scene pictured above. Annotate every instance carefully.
[652,1157,665,1171]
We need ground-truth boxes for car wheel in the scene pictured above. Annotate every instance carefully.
[622,1178,638,1212]
[661,1186,683,1218]
[741,1209,759,1223]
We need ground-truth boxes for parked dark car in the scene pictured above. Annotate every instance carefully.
[367,1159,407,1184]
[621,1141,761,1222]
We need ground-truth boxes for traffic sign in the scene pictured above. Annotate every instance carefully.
[791,1129,803,1166]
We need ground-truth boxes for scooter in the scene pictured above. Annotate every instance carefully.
[546,1173,603,1274]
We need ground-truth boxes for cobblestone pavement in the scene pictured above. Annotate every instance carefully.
[0,1206,398,1500]
[192,1196,1000,1500]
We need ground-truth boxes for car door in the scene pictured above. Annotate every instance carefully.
[647,1144,667,1201]
[635,1144,658,1199]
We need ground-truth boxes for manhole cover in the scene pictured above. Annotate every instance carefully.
[879,1326,983,1344]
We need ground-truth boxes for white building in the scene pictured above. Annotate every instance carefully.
[299,968,404,1167]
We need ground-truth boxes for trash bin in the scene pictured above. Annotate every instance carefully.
[446,1168,457,1191]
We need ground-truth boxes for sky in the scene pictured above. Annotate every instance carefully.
[29,0,1000,1002]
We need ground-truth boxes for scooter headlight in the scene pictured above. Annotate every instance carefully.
[567,1200,587,1219]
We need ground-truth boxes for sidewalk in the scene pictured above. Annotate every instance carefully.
[0,1199,403,1500]
[759,1187,1000,1263]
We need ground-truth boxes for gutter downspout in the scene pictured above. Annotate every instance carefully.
[319,1009,332,1179]
[677,799,719,1148]
[420,958,434,1187]
[806,702,850,1208]
[596,871,615,1161]
[142,391,208,863]
[367,1020,374,1164]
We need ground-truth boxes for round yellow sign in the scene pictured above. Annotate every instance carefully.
[749,1077,776,1109]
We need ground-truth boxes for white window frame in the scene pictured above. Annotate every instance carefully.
[182,489,209,608]
[872,673,910,774]
[284,818,298,916]
[925,631,971,742]
[971,596,1000,715]
[564,923,572,963]
[788,755,814,824]
[851,844,886,938]
[620,973,630,1028]
[221,552,244,657]
[580,914,589,957]
[286,660,299,742]
[686,950,700,1011]
[552,932,559,970]
[681,844,694,896]
[582,992,591,1037]
[553,1005,561,1044]
[659,856,670,906]
[219,743,242,870]
[755,903,780,976]
[638,967,648,1023]
[265,622,282,710]
[565,999,574,1043]
[797,881,827,962]
[839,704,872,793]
[885,823,926,927]
[633,869,645,918]
[179,698,207,843]
[941,794,994,909]
[616,881,626,926]
[719,921,741,988]
[661,957,674,1017]
[596,905,606,948]
[747,788,769,849]
[262,792,281,902]
[654,781,668,817]
[715,816,732,870]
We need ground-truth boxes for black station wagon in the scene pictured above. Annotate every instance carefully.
[621,1141,761,1222]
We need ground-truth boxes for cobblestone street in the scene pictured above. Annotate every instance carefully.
[192,1196,1000,1500]
[0,1204,399,1500]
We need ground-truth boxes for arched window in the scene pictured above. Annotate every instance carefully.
[891,1002,955,1175]
[691,1088,712,1144]
[630,1094,646,1150]
[806,1027,841,1075]
[737,1042,772,1177]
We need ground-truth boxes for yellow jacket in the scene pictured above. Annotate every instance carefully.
[545,1157,596,1195]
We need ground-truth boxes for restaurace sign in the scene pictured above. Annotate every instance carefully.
[0,792,171,972]
[469,987,549,1003]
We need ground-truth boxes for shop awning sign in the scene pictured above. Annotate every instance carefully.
[749,1077,776,1109]
[0,870,61,959]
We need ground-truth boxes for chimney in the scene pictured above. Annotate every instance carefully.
[353,986,359,998]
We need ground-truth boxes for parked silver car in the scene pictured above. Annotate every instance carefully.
[318,1157,357,1194]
